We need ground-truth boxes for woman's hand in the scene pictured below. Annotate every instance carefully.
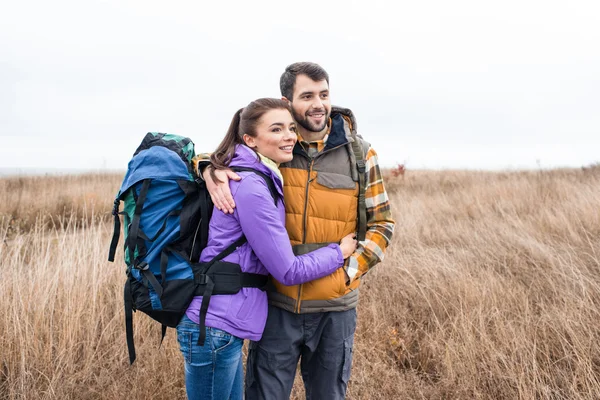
[339,233,358,259]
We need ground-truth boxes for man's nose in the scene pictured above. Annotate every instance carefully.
[311,97,324,109]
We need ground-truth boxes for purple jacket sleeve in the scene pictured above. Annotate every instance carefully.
[234,176,343,285]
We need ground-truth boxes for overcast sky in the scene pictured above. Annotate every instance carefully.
[2,0,599,172]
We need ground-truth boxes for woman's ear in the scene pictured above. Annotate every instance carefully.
[242,134,256,148]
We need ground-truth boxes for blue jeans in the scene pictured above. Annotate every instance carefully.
[176,314,244,400]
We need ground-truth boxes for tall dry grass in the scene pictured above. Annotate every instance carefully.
[1,167,600,399]
[0,173,121,235]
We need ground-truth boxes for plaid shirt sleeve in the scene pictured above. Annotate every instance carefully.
[192,153,212,178]
[345,145,395,282]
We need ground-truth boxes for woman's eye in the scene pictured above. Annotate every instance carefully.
[272,128,281,133]
[290,126,297,132]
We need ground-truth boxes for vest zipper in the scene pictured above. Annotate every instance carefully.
[297,157,314,313]
[302,158,314,244]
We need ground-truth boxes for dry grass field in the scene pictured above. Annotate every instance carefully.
[1,166,600,399]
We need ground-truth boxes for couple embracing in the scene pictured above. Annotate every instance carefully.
[178,62,395,400]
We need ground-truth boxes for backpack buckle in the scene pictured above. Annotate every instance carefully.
[134,261,149,271]
[196,274,208,285]
[356,160,366,173]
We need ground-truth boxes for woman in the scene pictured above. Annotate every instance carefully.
[177,98,357,400]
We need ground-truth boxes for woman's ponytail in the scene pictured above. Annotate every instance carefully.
[210,108,244,183]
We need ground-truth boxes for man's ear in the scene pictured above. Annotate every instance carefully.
[281,96,291,105]
[242,134,256,148]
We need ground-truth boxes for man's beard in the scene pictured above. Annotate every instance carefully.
[291,106,329,133]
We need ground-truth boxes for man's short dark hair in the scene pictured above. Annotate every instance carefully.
[280,62,330,101]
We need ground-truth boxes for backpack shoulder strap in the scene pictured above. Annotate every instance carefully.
[349,135,369,242]
[230,166,279,206]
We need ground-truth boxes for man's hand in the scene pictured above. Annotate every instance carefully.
[203,166,241,214]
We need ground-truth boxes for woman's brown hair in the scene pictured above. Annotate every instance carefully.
[210,98,290,182]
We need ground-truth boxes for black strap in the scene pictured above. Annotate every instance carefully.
[133,235,148,266]
[197,275,215,346]
[193,271,268,295]
[350,139,367,241]
[194,269,267,345]
[124,280,136,364]
[147,209,181,242]
[160,249,169,285]
[167,246,194,265]
[159,324,167,348]
[137,229,149,241]
[197,187,211,260]
[141,267,164,298]
[203,235,248,271]
[108,199,121,262]
[240,272,269,289]
[230,167,279,205]
[128,179,151,268]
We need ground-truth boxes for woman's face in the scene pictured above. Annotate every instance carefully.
[244,109,297,164]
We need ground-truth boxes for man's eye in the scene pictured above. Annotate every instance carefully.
[321,94,328,99]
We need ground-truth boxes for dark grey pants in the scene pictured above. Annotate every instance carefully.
[245,305,357,400]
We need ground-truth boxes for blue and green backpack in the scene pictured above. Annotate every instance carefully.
[108,132,274,364]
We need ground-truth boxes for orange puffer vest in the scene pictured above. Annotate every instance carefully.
[268,107,369,314]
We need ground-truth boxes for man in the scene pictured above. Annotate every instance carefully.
[203,62,395,399]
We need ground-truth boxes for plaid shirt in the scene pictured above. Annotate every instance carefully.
[298,132,395,282]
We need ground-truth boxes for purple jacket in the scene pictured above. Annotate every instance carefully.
[186,145,343,340]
